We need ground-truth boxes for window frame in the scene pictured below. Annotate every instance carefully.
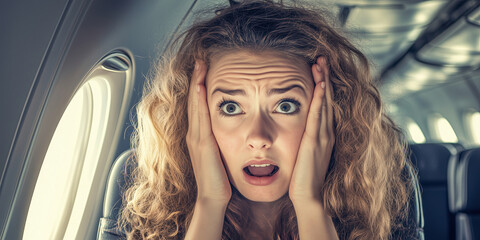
[19,52,134,240]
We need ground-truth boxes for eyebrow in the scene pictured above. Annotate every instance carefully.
[212,84,307,97]
[268,84,307,97]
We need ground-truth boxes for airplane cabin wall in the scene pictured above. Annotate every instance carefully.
[0,0,70,184]
[0,1,197,239]
[391,70,480,148]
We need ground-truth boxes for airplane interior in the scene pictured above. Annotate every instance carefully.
[1,0,480,239]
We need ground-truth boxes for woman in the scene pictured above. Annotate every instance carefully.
[120,0,414,239]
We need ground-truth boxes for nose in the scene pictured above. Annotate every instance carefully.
[246,112,273,150]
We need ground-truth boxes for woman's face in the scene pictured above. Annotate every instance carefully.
[206,50,314,202]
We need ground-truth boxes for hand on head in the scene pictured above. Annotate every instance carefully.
[186,56,335,206]
[288,56,335,204]
[186,60,232,205]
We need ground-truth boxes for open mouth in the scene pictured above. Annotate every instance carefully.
[243,164,279,177]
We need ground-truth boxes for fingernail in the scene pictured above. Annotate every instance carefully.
[316,64,321,73]
[197,85,200,92]
[319,57,326,64]
[320,81,325,89]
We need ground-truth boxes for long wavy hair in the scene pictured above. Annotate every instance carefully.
[120,1,413,239]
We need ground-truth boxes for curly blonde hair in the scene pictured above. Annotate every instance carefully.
[120,1,413,239]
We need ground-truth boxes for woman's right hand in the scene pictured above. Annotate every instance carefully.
[186,60,232,205]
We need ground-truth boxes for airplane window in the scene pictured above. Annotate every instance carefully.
[22,53,133,240]
[466,111,480,145]
[23,81,96,239]
[63,78,111,239]
[431,115,459,143]
[406,119,426,144]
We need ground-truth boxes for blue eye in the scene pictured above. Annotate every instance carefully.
[219,101,243,116]
[275,99,300,114]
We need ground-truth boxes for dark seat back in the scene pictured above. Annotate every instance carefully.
[454,148,480,240]
[409,161,425,240]
[391,161,425,239]
[409,143,461,240]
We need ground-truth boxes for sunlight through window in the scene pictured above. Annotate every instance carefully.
[434,116,458,142]
[468,112,480,144]
[64,78,111,239]
[24,84,92,239]
[407,120,426,143]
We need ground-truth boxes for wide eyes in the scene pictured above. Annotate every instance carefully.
[274,100,299,114]
[218,98,301,116]
[220,102,243,115]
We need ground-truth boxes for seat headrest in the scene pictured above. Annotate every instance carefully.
[391,161,425,239]
[103,149,136,219]
[409,143,457,184]
[455,148,480,212]
[407,161,425,230]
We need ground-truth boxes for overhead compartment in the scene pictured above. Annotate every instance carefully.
[380,53,468,99]
[330,0,447,73]
[416,7,480,67]
[379,3,480,100]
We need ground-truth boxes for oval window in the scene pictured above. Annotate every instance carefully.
[406,118,426,143]
[23,53,133,239]
[465,111,480,145]
[431,115,458,143]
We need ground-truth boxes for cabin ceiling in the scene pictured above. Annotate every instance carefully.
[297,0,480,102]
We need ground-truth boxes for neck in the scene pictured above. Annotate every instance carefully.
[244,195,288,236]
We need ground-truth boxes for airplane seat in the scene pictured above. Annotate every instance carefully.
[391,160,426,240]
[97,149,134,239]
[97,149,425,239]
[454,148,480,240]
[447,143,466,211]
[409,143,461,240]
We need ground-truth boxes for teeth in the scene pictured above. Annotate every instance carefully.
[250,164,271,167]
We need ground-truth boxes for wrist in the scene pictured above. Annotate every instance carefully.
[292,198,339,240]
[185,198,228,240]
[290,193,323,206]
[292,197,324,212]
[196,197,230,211]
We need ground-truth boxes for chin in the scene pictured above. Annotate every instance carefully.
[236,185,288,202]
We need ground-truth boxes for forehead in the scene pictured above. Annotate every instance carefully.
[206,50,312,89]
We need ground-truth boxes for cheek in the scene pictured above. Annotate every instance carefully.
[275,115,308,163]
[210,118,242,161]
[276,111,308,136]
[210,111,309,163]
[212,126,237,150]
[284,128,304,148]
[279,123,306,157]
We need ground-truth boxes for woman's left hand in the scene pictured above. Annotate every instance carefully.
[289,56,335,204]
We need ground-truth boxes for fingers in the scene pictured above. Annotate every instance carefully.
[324,63,335,140]
[317,57,334,140]
[304,57,327,141]
[187,60,211,139]
[187,62,200,128]
[186,61,232,203]
[195,61,213,136]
